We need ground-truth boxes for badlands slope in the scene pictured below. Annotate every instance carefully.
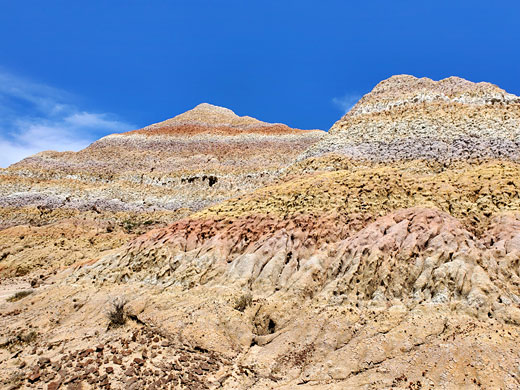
[2,102,323,216]
[302,74,520,161]
[0,104,323,276]
[2,76,520,389]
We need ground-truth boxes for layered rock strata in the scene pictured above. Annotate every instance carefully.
[2,77,520,389]
[2,103,324,214]
[302,75,520,161]
[0,103,323,276]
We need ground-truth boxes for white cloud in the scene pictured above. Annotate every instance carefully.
[0,70,135,168]
[332,94,361,114]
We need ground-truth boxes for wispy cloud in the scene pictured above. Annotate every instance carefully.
[0,69,135,168]
[332,93,361,114]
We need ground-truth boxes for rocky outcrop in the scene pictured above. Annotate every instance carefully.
[83,203,520,318]
[4,206,520,389]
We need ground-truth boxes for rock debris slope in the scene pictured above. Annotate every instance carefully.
[2,77,520,389]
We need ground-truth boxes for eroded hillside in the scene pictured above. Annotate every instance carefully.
[2,76,520,389]
[0,103,323,277]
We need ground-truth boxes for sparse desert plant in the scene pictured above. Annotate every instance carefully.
[0,330,38,351]
[19,331,37,344]
[234,293,253,312]
[107,297,127,328]
[7,290,33,302]
[122,219,138,233]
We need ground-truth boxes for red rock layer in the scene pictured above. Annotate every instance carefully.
[126,123,306,136]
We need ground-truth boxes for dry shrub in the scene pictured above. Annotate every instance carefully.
[234,293,252,312]
[107,298,127,328]
[7,290,33,302]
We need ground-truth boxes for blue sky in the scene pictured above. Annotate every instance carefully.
[0,1,519,166]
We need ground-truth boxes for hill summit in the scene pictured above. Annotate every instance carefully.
[146,103,273,128]
[303,74,520,161]
[127,103,308,136]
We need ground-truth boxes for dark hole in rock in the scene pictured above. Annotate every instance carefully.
[268,319,276,334]
[285,251,292,265]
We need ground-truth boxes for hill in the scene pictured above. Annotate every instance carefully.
[2,78,520,389]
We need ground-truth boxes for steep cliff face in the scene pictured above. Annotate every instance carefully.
[2,79,520,389]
